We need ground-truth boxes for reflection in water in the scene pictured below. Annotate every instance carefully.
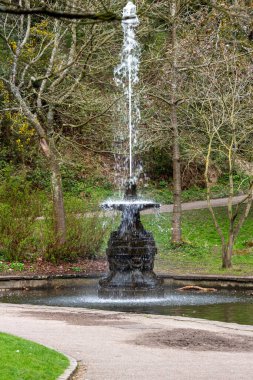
[1,280,252,325]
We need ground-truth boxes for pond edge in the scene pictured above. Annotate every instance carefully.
[1,273,253,290]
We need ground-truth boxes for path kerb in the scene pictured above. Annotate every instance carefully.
[57,354,77,380]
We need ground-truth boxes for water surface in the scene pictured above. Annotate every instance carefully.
[1,280,253,325]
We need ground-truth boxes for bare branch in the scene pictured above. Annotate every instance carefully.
[0,3,121,22]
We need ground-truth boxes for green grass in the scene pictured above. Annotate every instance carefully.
[63,182,229,213]
[63,173,249,212]
[0,333,69,380]
[141,182,247,205]
[64,186,113,213]
[99,203,253,276]
[141,206,253,276]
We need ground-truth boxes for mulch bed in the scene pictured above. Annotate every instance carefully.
[0,258,108,277]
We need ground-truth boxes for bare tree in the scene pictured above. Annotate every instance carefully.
[141,0,253,252]
[187,47,253,268]
[0,0,112,246]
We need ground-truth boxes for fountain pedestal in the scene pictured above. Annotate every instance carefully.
[99,197,164,297]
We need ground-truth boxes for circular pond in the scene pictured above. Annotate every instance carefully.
[1,279,253,325]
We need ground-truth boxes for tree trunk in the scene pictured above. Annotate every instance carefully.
[50,149,66,247]
[171,0,182,243]
[40,136,66,246]
[47,106,66,247]
[171,105,182,243]
[222,237,233,268]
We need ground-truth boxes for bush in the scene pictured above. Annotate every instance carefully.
[0,173,45,261]
[0,172,108,263]
[43,213,108,263]
[0,261,25,272]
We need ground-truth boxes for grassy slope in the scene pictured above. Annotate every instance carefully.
[63,180,246,213]
[0,333,69,380]
[1,175,252,275]
[142,207,253,276]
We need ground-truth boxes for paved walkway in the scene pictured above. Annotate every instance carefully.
[1,304,253,380]
[143,194,246,215]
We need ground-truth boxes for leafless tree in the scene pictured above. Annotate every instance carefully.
[0,0,116,246]
[186,47,253,268]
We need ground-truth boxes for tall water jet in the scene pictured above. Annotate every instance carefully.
[99,2,163,297]
[114,0,140,187]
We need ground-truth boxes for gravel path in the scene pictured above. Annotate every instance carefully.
[1,304,253,380]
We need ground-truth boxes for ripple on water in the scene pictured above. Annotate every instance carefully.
[1,283,253,325]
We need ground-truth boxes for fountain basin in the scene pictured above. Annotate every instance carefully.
[101,199,160,212]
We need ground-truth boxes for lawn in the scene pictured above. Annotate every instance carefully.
[141,206,253,276]
[63,177,249,213]
[0,333,69,380]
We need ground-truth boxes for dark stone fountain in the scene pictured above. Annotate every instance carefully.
[99,182,164,297]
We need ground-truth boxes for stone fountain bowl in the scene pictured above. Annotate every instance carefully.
[101,199,160,212]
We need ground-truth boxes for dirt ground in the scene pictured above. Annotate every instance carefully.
[0,258,108,277]
[22,310,133,327]
[134,328,253,352]
[71,362,87,380]
[25,309,253,352]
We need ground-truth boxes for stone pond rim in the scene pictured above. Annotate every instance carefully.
[2,273,253,291]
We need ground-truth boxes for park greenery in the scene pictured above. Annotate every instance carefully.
[0,332,69,380]
[0,1,252,270]
[145,207,253,276]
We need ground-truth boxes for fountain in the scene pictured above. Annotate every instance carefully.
[99,2,164,297]
[1,2,253,329]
